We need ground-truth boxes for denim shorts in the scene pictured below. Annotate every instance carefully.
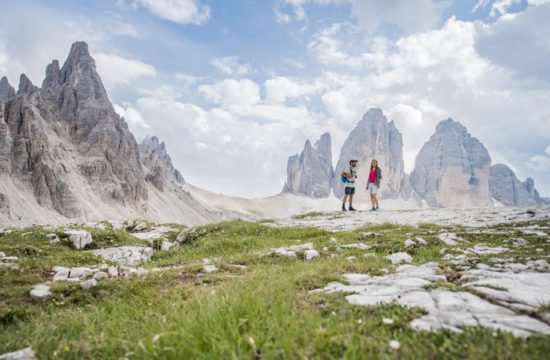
[344,187,355,195]
[368,183,378,194]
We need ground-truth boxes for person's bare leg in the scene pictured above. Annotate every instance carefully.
[342,194,349,210]
[349,195,354,210]
[370,193,375,208]
[373,194,379,209]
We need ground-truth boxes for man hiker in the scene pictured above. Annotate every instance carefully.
[367,159,382,211]
[341,159,358,211]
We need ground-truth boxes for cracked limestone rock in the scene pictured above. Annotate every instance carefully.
[64,230,93,249]
[313,262,550,337]
[91,246,153,266]
[0,347,36,360]
[30,284,51,299]
[385,252,412,264]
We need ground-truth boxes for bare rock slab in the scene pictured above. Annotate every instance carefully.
[91,246,153,266]
[313,263,550,337]
[461,261,550,311]
[0,347,36,360]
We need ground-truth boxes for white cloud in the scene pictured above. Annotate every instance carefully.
[113,103,152,135]
[349,0,450,34]
[199,79,261,108]
[0,3,145,87]
[130,0,210,25]
[473,0,550,17]
[475,3,550,83]
[528,147,550,171]
[281,0,449,34]
[120,82,325,197]
[210,56,253,76]
[95,53,156,90]
[175,72,200,87]
[264,76,324,104]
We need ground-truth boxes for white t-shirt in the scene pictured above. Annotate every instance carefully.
[345,167,357,188]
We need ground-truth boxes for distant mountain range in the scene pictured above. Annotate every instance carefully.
[0,42,219,226]
[1,41,547,227]
[283,108,549,207]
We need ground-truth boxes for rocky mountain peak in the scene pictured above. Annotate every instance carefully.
[283,132,334,198]
[411,119,492,207]
[0,76,16,102]
[42,60,61,89]
[57,41,110,108]
[139,135,185,191]
[333,108,404,201]
[435,118,464,133]
[17,74,39,96]
[489,164,538,206]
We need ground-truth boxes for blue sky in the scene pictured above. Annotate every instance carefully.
[1,0,549,197]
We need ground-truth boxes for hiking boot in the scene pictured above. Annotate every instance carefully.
[369,207,376,211]
[342,205,347,211]
[349,206,356,211]
[375,206,379,211]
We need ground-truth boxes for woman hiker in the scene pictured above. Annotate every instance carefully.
[367,159,382,211]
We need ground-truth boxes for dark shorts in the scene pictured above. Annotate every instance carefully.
[344,187,355,195]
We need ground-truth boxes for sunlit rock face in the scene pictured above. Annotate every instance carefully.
[411,119,492,208]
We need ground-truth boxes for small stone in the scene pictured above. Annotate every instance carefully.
[322,247,329,251]
[383,318,394,325]
[47,233,60,243]
[438,232,461,246]
[274,249,297,257]
[203,264,218,273]
[161,241,174,251]
[389,340,400,350]
[136,268,148,278]
[341,243,371,250]
[385,252,412,265]
[1,256,18,263]
[30,284,51,298]
[69,267,93,279]
[346,256,356,262]
[359,232,376,240]
[133,221,148,232]
[176,230,190,243]
[416,237,428,245]
[305,250,320,260]
[404,239,416,248]
[0,251,5,258]
[52,266,70,281]
[329,237,337,243]
[93,272,109,281]
[513,238,528,246]
[64,230,93,249]
[81,279,97,290]
[0,347,36,360]
[107,266,119,277]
